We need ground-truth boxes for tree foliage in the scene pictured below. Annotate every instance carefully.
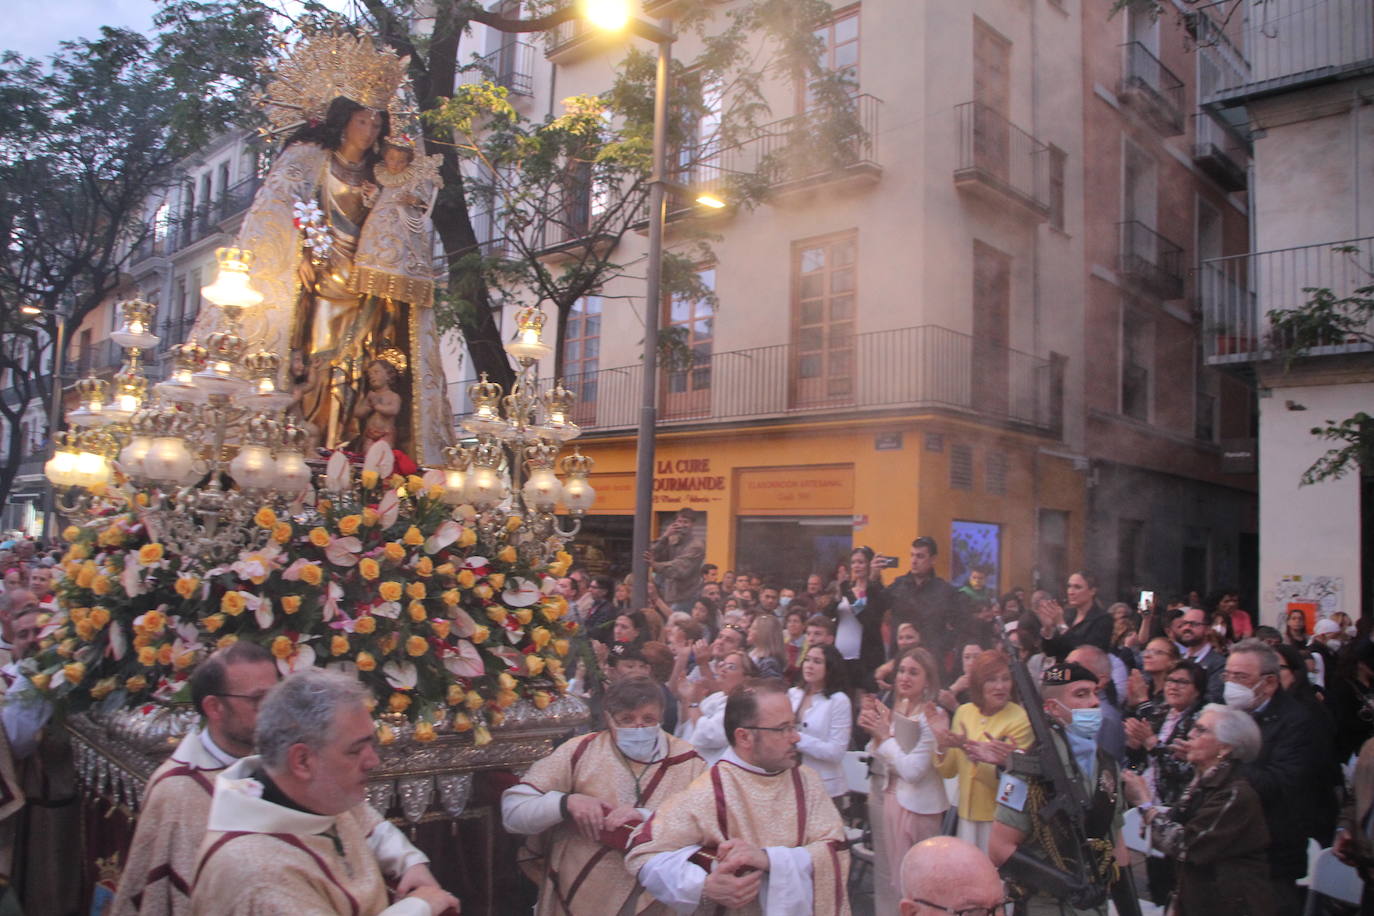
[0,31,196,509]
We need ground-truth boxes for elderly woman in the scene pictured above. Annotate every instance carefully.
[932,650,1033,852]
[1123,703,1273,915]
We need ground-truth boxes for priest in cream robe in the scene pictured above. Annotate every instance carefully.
[625,679,850,916]
[190,670,460,916]
[111,642,280,916]
[503,676,705,915]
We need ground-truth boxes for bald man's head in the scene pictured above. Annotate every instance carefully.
[899,836,1004,916]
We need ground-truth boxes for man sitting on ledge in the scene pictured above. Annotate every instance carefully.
[190,669,460,916]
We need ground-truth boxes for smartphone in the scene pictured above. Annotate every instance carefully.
[1138,590,1154,612]
[876,555,900,568]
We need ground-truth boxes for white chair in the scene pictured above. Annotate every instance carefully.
[1301,847,1362,915]
[842,750,872,796]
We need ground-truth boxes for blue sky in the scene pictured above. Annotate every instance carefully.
[8,0,160,60]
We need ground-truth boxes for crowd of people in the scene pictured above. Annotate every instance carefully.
[3,516,1374,916]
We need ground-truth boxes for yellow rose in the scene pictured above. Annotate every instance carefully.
[90,678,117,700]
[62,525,80,542]
[125,674,147,692]
[254,507,277,530]
[75,620,96,641]
[383,542,406,563]
[445,684,465,706]
[457,569,476,589]
[427,484,446,499]
[203,614,226,633]
[359,558,380,581]
[299,564,323,586]
[497,545,517,565]
[431,620,451,640]
[473,584,493,601]
[486,572,506,591]
[498,672,517,691]
[157,644,175,666]
[406,582,427,601]
[133,633,152,650]
[337,515,361,536]
[135,492,149,508]
[56,639,74,658]
[89,607,111,628]
[63,662,85,683]
[388,692,412,713]
[405,474,425,493]
[442,589,460,607]
[532,690,551,710]
[280,595,302,615]
[138,646,157,666]
[485,607,508,626]
[457,527,477,548]
[525,655,545,676]
[360,470,379,490]
[317,499,332,514]
[272,521,293,544]
[514,608,533,625]
[330,635,350,656]
[139,609,167,633]
[416,557,434,578]
[474,726,492,747]
[217,634,239,649]
[464,691,486,710]
[531,627,551,649]
[379,633,399,656]
[138,543,165,565]
[436,562,456,578]
[543,596,568,620]
[379,581,403,603]
[356,508,377,530]
[406,635,428,657]
[354,615,376,635]
[69,544,90,560]
[356,651,377,671]
[386,474,405,490]
[175,576,200,599]
[554,638,570,657]
[92,576,112,596]
[221,591,246,616]
[402,526,424,546]
[377,723,396,745]
[31,673,51,691]
[505,516,523,533]
[75,566,96,590]
[309,526,332,548]
[452,712,473,732]
[471,625,490,644]
[489,708,506,726]
[271,636,294,659]
[408,601,427,622]
[173,649,196,670]
[414,721,437,742]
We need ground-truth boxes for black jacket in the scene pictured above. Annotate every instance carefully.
[885,572,962,673]
[1042,601,1113,661]
[1238,688,1332,881]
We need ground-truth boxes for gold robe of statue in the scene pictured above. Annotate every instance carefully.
[502,730,705,916]
[624,747,851,916]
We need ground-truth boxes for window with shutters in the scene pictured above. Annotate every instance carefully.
[661,266,714,420]
[986,450,1008,495]
[563,295,601,424]
[790,231,856,408]
[950,443,974,490]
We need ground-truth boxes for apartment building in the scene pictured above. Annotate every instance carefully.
[1200,0,1373,624]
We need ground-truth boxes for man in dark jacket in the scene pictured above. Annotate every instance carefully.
[1225,638,1335,912]
[885,536,963,677]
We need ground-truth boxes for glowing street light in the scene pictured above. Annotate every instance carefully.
[582,0,631,32]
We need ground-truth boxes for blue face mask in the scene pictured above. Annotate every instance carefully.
[1066,706,1102,740]
[613,724,661,761]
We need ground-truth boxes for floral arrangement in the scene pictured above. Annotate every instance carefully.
[28,445,577,745]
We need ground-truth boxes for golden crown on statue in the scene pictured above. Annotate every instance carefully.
[260,29,411,134]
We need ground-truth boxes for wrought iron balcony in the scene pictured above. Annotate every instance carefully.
[1119,221,1186,301]
[1192,112,1248,192]
[460,40,535,97]
[1201,236,1374,364]
[448,323,1059,435]
[1120,42,1185,136]
[129,175,262,265]
[953,101,1050,219]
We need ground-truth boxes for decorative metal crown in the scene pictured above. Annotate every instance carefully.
[559,448,594,477]
[261,30,411,135]
[75,376,109,404]
[204,330,247,366]
[376,346,408,372]
[171,341,208,373]
[119,298,157,328]
[243,349,282,379]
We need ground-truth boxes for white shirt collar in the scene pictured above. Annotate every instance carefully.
[199,729,240,768]
[207,757,336,836]
[720,745,783,776]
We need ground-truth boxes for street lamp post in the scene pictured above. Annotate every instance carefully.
[21,305,67,544]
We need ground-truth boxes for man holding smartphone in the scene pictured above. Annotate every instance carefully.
[885,536,963,678]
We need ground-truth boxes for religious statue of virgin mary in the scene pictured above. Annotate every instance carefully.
[190,31,454,466]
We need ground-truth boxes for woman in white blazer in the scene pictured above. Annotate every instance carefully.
[788,643,853,799]
[859,647,948,910]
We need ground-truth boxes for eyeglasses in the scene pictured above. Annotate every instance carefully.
[1164,677,1194,686]
[907,897,1013,916]
[745,722,799,736]
[217,693,269,708]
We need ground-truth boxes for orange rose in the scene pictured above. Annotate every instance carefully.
[414,721,436,742]
[485,606,508,626]
[532,691,551,709]
[89,607,111,628]
[446,684,466,706]
[273,521,293,544]
[138,543,165,565]
[280,595,302,615]
[156,644,175,666]
[62,525,80,542]
[473,584,493,601]
[356,651,377,671]
[90,678,117,700]
[270,636,294,659]
[377,723,396,745]
[217,634,239,649]
[309,527,331,548]
[471,625,490,644]
[457,527,477,549]
[473,727,493,747]
[125,674,148,692]
[464,690,486,710]
[383,542,406,563]
[353,615,376,635]
[430,620,451,640]
[63,662,86,683]
[402,526,424,546]
[379,581,403,603]
[525,655,545,676]
[530,627,551,649]
[408,601,427,622]
[554,638,570,656]
[514,608,533,625]
[337,514,362,536]
[457,569,476,589]
[452,712,473,732]
[362,507,380,527]
[203,613,226,633]
[331,635,350,656]
[175,576,201,599]
[486,572,506,591]
[435,562,456,578]
[406,582,426,601]
[254,507,277,530]
[359,558,380,581]
[405,635,428,657]
[442,589,460,607]
[416,557,434,578]
[299,564,323,586]
[221,591,246,616]
[360,470,379,490]
[91,575,112,596]
[388,692,412,713]
[497,545,517,564]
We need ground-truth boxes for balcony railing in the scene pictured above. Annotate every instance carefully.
[1202,0,1373,102]
[1119,221,1186,300]
[953,101,1050,218]
[675,94,882,204]
[1192,111,1248,192]
[460,40,535,97]
[130,174,262,265]
[1120,42,1185,136]
[1200,236,1374,363]
[448,324,1058,434]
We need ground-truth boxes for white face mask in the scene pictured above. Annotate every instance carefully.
[1224,681,1257,710]
[1328,639,1346,652]
[613,724,661,761]
[1213,624,1228,636]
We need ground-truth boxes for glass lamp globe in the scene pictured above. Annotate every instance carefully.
[229,444,276,490]
[522,466,563,512]
[144,436,194,485]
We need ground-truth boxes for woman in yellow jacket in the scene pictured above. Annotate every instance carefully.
[932,649,1034,853]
